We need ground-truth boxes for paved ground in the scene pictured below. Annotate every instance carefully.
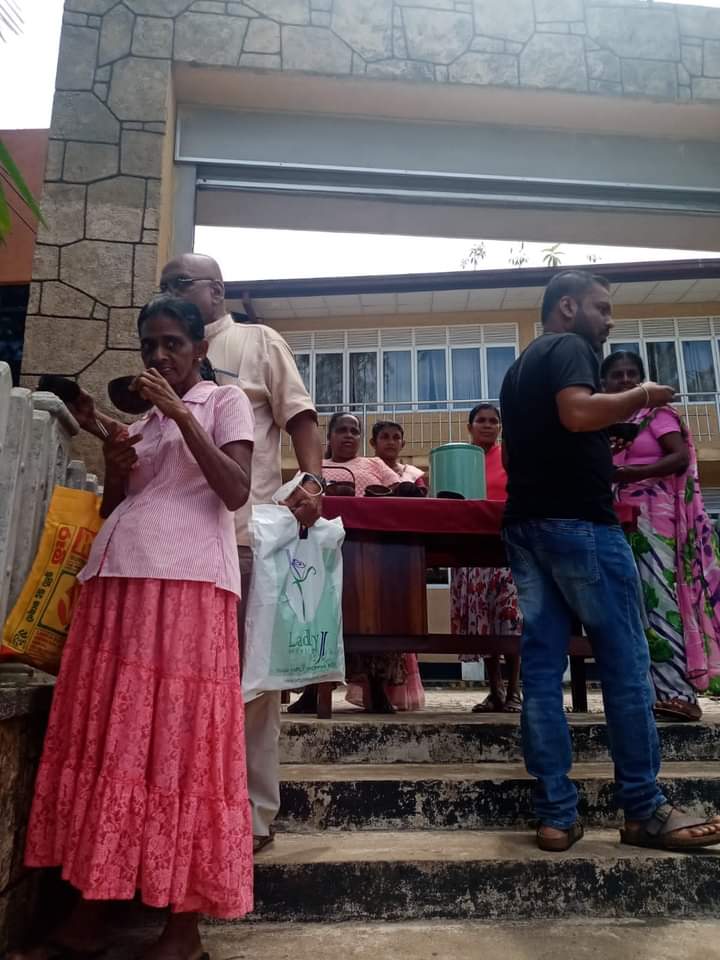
[108,916,720,960]
[286,686,720,717]
[198,919,720,960]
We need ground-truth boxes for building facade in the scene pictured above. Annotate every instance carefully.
[12,0,718,485]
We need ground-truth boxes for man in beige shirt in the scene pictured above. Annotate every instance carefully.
[161,253,325,852]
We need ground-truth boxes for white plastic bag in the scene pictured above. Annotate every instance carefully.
[243,503,346,699]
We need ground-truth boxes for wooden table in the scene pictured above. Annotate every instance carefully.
[314,498,637,719]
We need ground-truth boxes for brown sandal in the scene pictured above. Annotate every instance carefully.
[653,699,702,723]
[503,691,523,713]
[621,804,720,850]
[471,693,505,713]
[253,828,276,854]
[536,821,584,852]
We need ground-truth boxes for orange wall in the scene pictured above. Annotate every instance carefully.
[0,129,48,284]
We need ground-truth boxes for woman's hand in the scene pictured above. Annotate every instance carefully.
[133,369,188,422]
[103,421,142,480]
[613,465,642,484]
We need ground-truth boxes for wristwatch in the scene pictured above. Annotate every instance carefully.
[300,472,326,494]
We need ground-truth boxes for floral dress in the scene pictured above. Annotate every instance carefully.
[450,444,522,657]
[614,406,720,702]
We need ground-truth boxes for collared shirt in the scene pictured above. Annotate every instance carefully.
[205,314,316,546]
[79,381,255,597]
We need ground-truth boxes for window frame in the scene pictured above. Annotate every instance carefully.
[284,324,519,410]
[605,317,720,405]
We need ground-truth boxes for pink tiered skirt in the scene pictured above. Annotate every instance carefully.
[25,576,253,919]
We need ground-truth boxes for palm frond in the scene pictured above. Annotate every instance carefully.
[0,0,23,43]
[0,137,46,243]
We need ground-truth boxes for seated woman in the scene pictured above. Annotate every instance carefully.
[13,297,255,960]
[288,412,420,714]
[370,420,425,483]
[601,350,720,721]
[450,403,522,713]
[321,411,400,494]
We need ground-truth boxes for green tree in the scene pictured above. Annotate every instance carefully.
[0,0,44,242]
[542,243,564,267]
[0,0,21,41]
[461,241,486,270]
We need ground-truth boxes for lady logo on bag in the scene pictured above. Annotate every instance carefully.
[286,552,317,621]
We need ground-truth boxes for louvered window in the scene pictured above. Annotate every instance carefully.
[606,317,720,401]
[280,323,519,409]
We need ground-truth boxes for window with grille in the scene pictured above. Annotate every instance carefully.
[282,324,519,410]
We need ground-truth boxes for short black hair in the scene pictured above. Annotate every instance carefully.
[137,295,215,381]
[541,271,610,326]
[600,349,646,382]
[371,420,404,441]
[468,402,500,425]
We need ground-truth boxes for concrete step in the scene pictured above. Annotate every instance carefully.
[280,712,720,765]
[199,918,720,959]
[250,829,720,921]
[277,761,720,830]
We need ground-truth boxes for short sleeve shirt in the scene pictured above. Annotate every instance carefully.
[615,407,681,467]
[500,333,615,525]
[79,382,255,596]
[323,456,401,497]
[205,315,316,545]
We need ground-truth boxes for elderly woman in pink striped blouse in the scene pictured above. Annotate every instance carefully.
[17,297,255,960]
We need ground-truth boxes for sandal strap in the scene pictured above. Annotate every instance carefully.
[645,803,708,837]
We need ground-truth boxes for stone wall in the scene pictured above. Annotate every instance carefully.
[25,0,720,396]
[0,675,54,954]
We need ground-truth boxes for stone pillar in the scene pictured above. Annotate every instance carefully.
[24,0,174,406]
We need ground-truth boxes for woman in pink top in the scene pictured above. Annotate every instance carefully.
[602,351,720,722]
[21,298,255,960]
[321,412,400,495]
[342,420,426,711]
[369,420,425,484]
[289,413,417,713]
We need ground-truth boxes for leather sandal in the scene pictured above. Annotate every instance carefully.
[253,828,275,854]
[653,699,702,723]
[536,821,584,852]
[621,804,720,850]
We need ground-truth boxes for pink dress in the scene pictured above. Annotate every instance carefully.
[451,445,523,657]
[323,456,400,495]
[25,382,255,918]
[329,457,425,711]
[614,406,720,701]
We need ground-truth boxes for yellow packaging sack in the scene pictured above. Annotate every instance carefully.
[2,486,102,674]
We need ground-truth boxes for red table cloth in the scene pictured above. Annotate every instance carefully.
[321,497,637,534]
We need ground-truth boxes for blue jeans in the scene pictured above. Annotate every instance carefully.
[503,520,666,829]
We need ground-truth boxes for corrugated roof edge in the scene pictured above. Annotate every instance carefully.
[225,258,720,301]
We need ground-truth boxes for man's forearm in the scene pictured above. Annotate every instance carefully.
[287,410,323,475]
[559,386,651,433]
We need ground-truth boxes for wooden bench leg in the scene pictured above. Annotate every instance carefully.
[317,682,333,719]
[569,656,588,713]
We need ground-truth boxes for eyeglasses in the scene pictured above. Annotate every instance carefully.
[159,276,217,294]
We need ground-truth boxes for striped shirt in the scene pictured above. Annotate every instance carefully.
[79,381,255,597]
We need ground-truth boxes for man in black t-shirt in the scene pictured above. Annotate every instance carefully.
[500,271,720,853]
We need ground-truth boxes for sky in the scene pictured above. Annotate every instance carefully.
[2,0,719,281]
